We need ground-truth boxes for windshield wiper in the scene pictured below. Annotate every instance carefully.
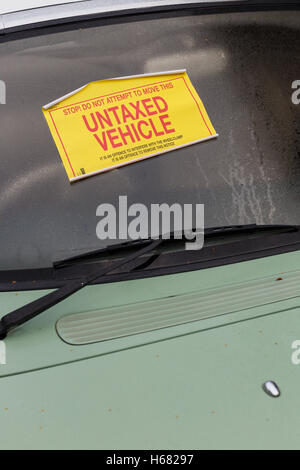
[53,224,298,268]
[53,238,153,268]
[0,238,161,339]
[204,223,298,236]
[0,224,297,338]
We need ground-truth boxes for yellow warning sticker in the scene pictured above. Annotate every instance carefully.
[42,71,218,182]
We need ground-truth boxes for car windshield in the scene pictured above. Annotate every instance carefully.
[0,2,299,270]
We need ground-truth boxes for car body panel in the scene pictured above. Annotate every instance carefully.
[1,289,300,449]
[1,251,300,448]
[0,0,82,16]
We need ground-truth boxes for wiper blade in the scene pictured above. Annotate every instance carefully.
[204,223,298,236]
[53,238,152,268]
[54,224,299,268]
[0,238,161,339]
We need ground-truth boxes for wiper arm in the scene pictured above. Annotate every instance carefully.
[0,238,161,339]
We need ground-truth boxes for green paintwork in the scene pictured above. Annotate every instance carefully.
[1,251,300,448]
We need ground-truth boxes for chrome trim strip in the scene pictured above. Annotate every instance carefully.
[0,0,255,35]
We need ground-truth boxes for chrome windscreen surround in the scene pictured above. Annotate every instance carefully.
[0,0,276,35]
[56,270,300,345]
